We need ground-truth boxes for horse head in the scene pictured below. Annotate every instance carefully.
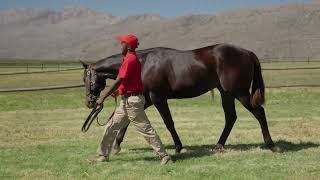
[81,60,118,109]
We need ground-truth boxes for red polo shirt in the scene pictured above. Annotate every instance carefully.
[118,51,143,95]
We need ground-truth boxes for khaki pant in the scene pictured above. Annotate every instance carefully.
[97,95,168,158]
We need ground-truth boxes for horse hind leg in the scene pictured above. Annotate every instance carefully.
[236,94,281,152]
[214,89,237,152]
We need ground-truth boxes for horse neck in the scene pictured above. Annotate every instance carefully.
[93,55,123,80]
[92,50,151,79]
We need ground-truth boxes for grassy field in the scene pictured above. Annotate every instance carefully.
[0,61,320,179]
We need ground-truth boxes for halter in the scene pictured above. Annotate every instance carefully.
[82,64,118,132]
[85,65,98,102]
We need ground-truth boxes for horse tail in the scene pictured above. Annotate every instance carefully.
[250,52,265,107]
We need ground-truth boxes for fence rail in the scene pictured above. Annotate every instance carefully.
[260,57,320,63]
[266,84,320,88]
[0,67,83,76]
[0,62,80,73]
[0,84,84,92]
[262,66,320,71]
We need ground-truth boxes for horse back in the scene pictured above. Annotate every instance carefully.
[141,47,220,98]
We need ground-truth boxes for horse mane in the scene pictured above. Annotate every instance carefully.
[94,47,183,65]
[94,45,225,67]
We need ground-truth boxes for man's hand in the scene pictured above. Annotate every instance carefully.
[96,96,105,105]
[111,89,120,97]
[96,76,122,105]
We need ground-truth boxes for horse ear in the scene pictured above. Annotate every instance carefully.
[79,60,88,69]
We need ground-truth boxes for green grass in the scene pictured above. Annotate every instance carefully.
[0,61,320,179]
[263,69,320,87]
[0,88,320,179]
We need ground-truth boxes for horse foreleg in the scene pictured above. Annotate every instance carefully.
[151,94,182,153]
[215,91,237,151]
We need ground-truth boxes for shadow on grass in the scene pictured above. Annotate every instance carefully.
[129,139,319,161]
[225,140,320,152]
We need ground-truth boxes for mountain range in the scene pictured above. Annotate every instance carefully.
[1,1,320,61]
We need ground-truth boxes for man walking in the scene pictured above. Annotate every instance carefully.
[88,34,172,165]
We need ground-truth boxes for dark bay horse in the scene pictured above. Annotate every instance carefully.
[82,43,279,153]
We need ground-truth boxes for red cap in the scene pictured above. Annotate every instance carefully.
[116,34,139,48]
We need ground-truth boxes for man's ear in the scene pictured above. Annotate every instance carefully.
[79,60,88,69]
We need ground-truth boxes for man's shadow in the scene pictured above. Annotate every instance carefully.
[129,140,319,161]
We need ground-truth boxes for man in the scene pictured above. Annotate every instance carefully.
[88,34,173,165]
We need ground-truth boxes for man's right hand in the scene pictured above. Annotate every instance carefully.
[111,90,120,97]
[96,96,105,105]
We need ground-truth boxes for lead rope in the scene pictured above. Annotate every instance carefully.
[96,96,117,126]
[81,96,118,133]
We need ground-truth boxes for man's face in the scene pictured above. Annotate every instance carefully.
[121,41,129,55]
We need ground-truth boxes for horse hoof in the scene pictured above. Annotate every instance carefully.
[113,144,122,155]
[175,145,183,154]
[211,144,225,153]
[270,146,282,153]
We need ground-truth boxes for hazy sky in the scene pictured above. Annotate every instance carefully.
[0,0,310,17]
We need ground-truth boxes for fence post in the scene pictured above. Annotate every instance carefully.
[308,57,310,64]
[58,64,60,71]
[26,63,29,72]
[41,64,44,71]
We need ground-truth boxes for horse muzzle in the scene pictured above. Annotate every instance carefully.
[86,101,96,109]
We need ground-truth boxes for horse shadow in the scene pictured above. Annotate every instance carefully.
[129,139,319,161]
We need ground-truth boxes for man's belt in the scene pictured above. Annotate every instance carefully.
[122,92,143,98]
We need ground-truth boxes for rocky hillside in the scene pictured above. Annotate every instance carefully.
[0,2,320,61]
